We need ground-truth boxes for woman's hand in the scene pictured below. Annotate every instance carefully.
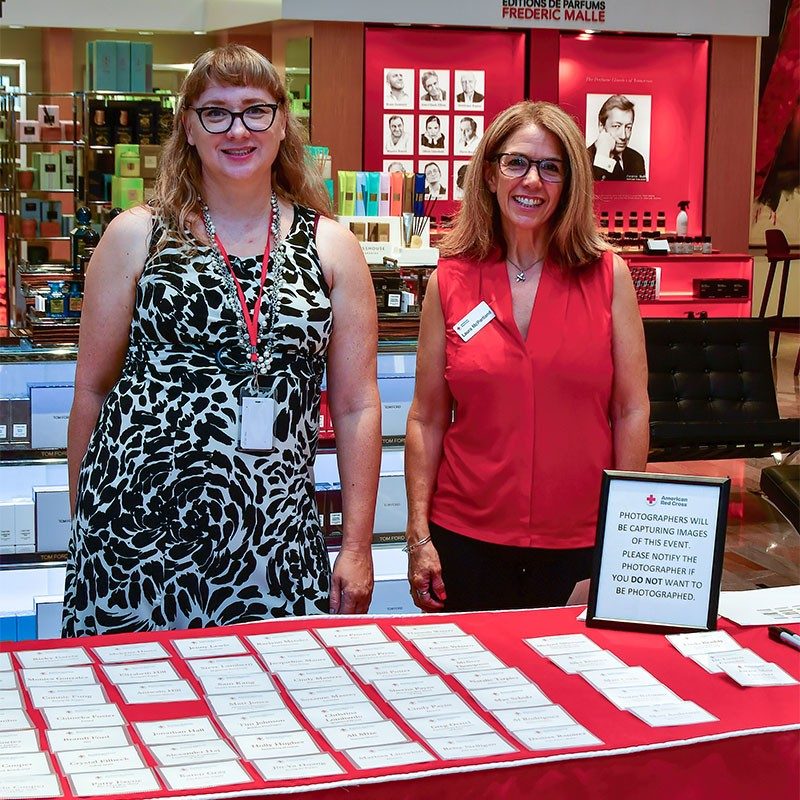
[407,536,446,611]
[330,548,374,614]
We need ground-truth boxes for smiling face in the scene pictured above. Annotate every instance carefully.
[387,72,405,91]
[486,122,565,237]
[601,107,634,153]
[184,81,285,187]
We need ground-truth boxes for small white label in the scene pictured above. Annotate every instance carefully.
[12,424,27,438]
[239,396,275,451]
[453,301,495,342]
[329,512,343,525]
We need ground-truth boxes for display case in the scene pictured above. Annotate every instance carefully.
[623,253,753,318]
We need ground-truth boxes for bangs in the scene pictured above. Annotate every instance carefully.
[181,45,286,105]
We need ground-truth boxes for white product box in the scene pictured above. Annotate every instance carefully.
[34,595,64,640]
[0,500,15,555]
[378,378,414,437]
[33,486,71,553]
[16,120,40,142]
[30,384,74,449]
[374,473,406,535]
[371,577,417,614]
[14,499,36,554]
[37,104,60,127]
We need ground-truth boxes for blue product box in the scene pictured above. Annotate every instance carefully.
[20,197,42,221]
[130,42,153,93]
[0,612,16,642]
[85,41,94,91]
[92,41,118,92]
[16,613,37,642]
[114,41,131,93]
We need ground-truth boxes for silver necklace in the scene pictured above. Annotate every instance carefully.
[201,191,287,375]
[507,255,545,283]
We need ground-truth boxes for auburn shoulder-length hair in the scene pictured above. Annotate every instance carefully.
[150,44,332,245]
[439,101,608,269]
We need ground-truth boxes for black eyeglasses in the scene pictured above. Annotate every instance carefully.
[187,104,279,134]
[491,152,567,183]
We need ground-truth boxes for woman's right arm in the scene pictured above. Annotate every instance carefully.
[67,207,151,512]
[404,271,453,611]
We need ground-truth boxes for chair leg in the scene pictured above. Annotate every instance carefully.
[772,259,791,359]
[759,258,778,317]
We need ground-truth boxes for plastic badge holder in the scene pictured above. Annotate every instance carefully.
[134,716,222,747]
[389,693,474,720]
[232,729,320,761]
[217,707,304,739]
[426,731,517,760]
[289,682,370,710]
[411,635,487,660]
[55,744,147,775]
[313,624,390,648]
[45,725,133,753]
[335,641,413,667]
[157,761,254,792]
[100,660,181,686]
[493,704,582,735]
[28,682,109,709]
[275,666,356,692]
[300,701,386,730]
[198,671,276,696]
[186,655,265,680]
[172,634,248,660]
[67,767,161,797]
[0,708,35,732]
[21,665,98,689]
[343,741,436,771]
[372,674,452,702]
[318,718,409,751]
[41,702,126,730]
[0,652,12,671]
[148,737,240,767]
[92,641,171,664]
[0,671,18,692]
[1,773,63,799]
[246,630,322,654]
[350,659,430,684]
[0,727,41,755]
[452,667,531,693]
[425,649,507,675]
[469,682,552,712]
[116,679,199,705]
[14,646,93,670]
[253,752,345,781]
[394,622,467,640]
[258,648,336,674]
[206,689,287,718]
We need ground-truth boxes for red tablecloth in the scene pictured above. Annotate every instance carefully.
[3,607,799,800]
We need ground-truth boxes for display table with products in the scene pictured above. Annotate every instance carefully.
[1,606,798,800]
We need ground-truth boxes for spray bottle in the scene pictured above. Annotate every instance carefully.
[676,200,690,237]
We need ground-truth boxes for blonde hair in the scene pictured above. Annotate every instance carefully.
[440,101,607,268]
[150,44,332,247]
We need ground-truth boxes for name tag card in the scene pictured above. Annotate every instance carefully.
[427,732,516,760]
[41,703,125,730]
[290,684,369,710]
[453,301,496,342]
[92,642,170,664]
[150,739,239,767]
[21,666,97,688]
[261,648,335,673]
[46,726,131,753]
[68,768,160,797]
[159,760,253,791]
[352,660,429,684]
[218,708,303,738]
[494,704,576,733]
[207,691,286,717]
[117,680,198,705]
[395,623,467,640]
[0,653,11,671]
[320,719,407,751]
[665,630,740,657]
[187,655,263,679]
[247,630,322,654]
[200,672,276,696]
[0,672,18,691]
[0,774,62,799]
[412,636,486,659]
[390,693,472,719]
[453,667,529,692]
[601,683,681,710]
[234,730,319,760]
[314,624,389,648]
[29,684,108,709]
[0,751,53,778]
[302,702,384,730]
[548,650,626,675]
[101,661,180,685]
[427,650,506,675]
[471,683,552,711]
[135,717,220,746]
[690,648,766,674]
[581,666,660,691]
[336,642,412,666]
[0,690,23,710]
[0,709,33,732]
[253,753,344,781]
[172,636,247,660]
[513,724,603,751]
[629,700,719,727]
[408,711,496,740]
[587,471,730,633]
[344,742,435,771]
[0,728,40,755]
[277,667,355,691]
[721,661,798,687]
[15,648,92,670]
[525,634,602,657]
[56,745,146,775]
[373,675,452,702]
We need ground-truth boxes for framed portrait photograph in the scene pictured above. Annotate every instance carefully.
[419,160,449,200]
[586,471,730,634]
[452,160,471,201]
[383,68,415,110]
[419,113,450,156]
[585,93,652,182]
[454,115,484,156]
[382,159,414,174]
[419,68,450,110]
[383,113,414,156]
[454,69,485,111]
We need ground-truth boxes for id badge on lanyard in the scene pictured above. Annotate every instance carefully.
[238,379,279,453]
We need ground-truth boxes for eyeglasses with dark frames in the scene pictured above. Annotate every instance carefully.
[491,152,567,183]
[187,103,279,134]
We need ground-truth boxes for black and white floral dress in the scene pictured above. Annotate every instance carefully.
[62,205,332,636]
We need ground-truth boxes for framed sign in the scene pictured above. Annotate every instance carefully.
[587,471,730,634]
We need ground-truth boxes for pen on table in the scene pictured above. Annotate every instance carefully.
[767,626,800,652]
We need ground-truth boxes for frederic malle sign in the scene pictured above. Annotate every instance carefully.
[500,0,607,24]
[587,471,730,633]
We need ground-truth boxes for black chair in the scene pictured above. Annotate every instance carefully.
[759,228,800,374]
[644,318,800,462]
[760,465,799,533]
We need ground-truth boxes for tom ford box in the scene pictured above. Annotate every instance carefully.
[33,486,70,553]
[34,596,64,640]
[374,472,406,535]
[9,398,30,445]
[377,353,415,437]
[29,384,74,449]
[0,501,14,555]
[14,499,35,554]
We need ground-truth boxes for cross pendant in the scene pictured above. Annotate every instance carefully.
[515,272,526,283]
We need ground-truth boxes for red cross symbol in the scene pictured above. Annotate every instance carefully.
[646,494,656,505]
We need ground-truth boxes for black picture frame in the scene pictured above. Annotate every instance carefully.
[586,470,730,634]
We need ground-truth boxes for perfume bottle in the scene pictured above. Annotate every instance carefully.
[91,108,111,147]
[71,206,98,268]
[67,281,83,317]
[115,109,134,145]
[45,282,66,318]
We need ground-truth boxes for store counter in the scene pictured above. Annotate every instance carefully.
[1,606,798,800]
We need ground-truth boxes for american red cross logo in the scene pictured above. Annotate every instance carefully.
[646,494,656,505]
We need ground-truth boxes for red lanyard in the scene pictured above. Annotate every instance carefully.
[213,210,273,364]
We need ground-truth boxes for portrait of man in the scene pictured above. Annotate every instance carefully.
[586,94,650,181]
[420,114,449,154]
[455,70,485,108]
[383,114,413,155]
[383,159,413,174]
[419,69,449,108]
[421,160,448,199]
[454,115,483,155]
[384,68,413,109]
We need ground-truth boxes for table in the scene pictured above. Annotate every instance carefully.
[2,607,798,800]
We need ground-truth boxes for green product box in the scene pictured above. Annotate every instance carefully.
[112,176,144,210]
[34,152,61,191]
[114,143,139,176]
[119,156,140,178]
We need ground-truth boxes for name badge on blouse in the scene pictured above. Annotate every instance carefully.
[453,301,496,342]
[238,383,277,453]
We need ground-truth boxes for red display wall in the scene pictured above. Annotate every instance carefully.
[559,35,708,236]
[363,26,526,218]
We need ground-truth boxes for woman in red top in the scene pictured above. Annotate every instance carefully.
[405,101,649,611]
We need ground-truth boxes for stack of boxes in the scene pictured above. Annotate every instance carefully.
[111,143,161,209]
[85,40,153,93]
[15,104,81,145]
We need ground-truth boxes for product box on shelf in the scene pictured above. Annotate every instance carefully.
[33,485,70,553]
[14,499,35,554]
[37,104,59,128]
[111,176,144,210]
[693,279,750,299]
[9,398,30,445]
[60,119,80,142]
[60,149,83,182]
[374,472,406,536]
[16,120,40,142]
[130,42,154,93]
[20,198,42,221]
[0,398,9,443]
[0,500,14,555]
[139,144,161,179]
[115,41,132,93]
[118,155,141,177]
[338,216,401,265]
[34,152,61,192]
[90,40,118,91]
[29,384,74,450]
[16,613,37,642]
[34,595,64,640]
[114,143,140,175]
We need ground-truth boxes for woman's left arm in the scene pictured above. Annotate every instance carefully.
[317,217,382,613]
[610,253,650,471]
